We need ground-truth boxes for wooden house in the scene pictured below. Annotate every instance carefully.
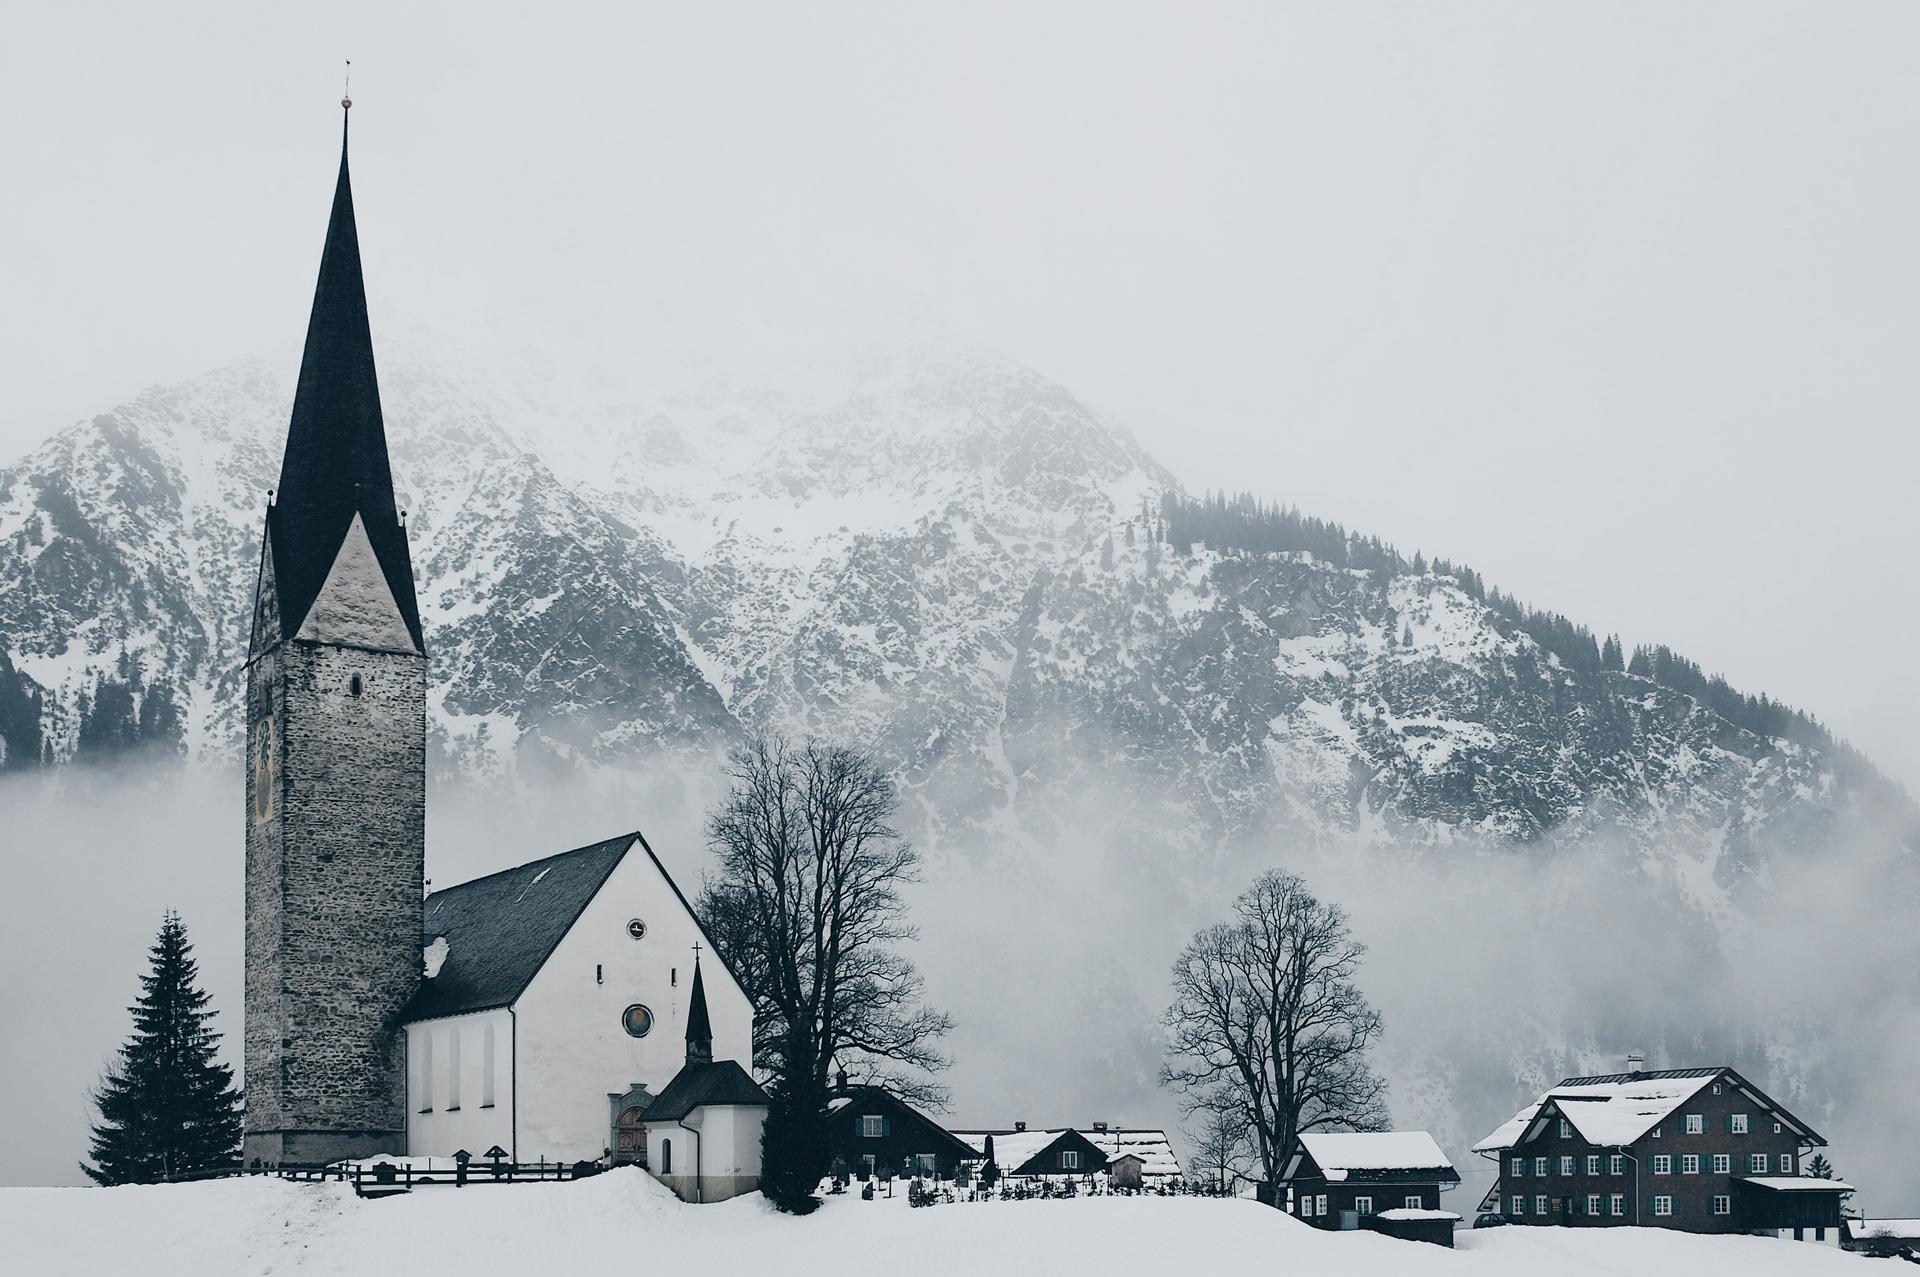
[1472,1064,1850,1240]
[826,1082,980,1180]
[1279,1131,1461,1245]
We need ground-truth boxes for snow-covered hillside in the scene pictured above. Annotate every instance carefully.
[0,1170,1877,1277]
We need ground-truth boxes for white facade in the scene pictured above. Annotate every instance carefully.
[405,845,755,1164]
[657,1104,765,1203]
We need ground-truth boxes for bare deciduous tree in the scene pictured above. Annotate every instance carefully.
[698,736,951,1210]
[1160,870,1388,1191]
[1188,1099,1251,1193]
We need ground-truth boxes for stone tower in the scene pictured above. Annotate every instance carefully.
[243,102,427,1165]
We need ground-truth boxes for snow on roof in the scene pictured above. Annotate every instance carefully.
[1298,1132,1454,1179]
[1087,1129,1181,1177]
[958,1129,1067,1171]
[1472,1072,1719,1152]
[1848,1219,1920,1240]
[1376,1208,1461,1222]
[1742,1177,1854,1192]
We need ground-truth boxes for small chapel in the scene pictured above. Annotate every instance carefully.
[239,97,765,1202]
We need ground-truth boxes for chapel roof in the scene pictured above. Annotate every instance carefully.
[267,105,422,649]
[643,1060,769,1123]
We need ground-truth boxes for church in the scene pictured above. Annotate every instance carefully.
[240,98,765,1202]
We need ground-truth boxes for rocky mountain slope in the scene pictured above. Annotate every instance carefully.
[4,340,1916,1192]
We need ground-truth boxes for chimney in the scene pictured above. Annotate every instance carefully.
[1015,1121,1026,1132]
[1092,1121,1108,1132]
[1626,1051,1646,1076]
[835,1068,849,1094]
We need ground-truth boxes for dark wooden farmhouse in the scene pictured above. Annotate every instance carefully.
[1472,1064,1850,1241]
[952,1125,1110,1177]
[1280,1131,1461,1246]
[827,1082,981,1180]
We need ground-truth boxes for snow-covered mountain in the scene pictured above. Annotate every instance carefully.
[3,339,1916,1194]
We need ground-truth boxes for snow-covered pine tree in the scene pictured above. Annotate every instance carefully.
[1806,1153,1835,1179]
[83,913,242,1184]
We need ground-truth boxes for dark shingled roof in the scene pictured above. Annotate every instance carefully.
[643,1060,769,1123]
[268,108,423,650]
[405,834,635,1022]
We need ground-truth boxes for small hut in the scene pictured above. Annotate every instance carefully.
[1108,1151,1147,1190]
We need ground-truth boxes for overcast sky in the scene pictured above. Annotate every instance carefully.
[2,2,1914,790]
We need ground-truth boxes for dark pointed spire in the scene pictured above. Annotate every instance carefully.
[685,950,713,1064]
[265,98,423,650]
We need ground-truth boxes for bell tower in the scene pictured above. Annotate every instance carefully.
[243,97,427,1165]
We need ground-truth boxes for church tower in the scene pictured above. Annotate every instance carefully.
[243,99,427,1165]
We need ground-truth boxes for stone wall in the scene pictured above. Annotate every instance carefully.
[244,635,425,1163]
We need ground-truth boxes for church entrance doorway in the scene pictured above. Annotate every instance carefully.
[614,1107,649,1168]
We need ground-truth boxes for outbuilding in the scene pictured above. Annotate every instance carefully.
[1279,1131,1461,1244]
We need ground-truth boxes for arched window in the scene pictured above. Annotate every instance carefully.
[349,674,363,696]
[481,1021,496,1108]
[660,1138,672,1175]
[417,1029,433,1113]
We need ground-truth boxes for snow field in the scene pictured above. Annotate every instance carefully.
[0,1169,1876,1277]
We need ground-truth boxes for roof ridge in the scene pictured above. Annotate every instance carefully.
[424,832,637,902]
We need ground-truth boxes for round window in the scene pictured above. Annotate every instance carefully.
[622,1004,655,1038]
[626,918,647,941]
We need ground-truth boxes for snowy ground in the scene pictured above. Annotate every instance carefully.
[0,1169,1875,1277]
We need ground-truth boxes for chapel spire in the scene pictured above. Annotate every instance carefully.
[685,950,714,1064]
[264,96,423,651]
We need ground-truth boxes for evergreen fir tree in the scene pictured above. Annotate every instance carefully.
[1806,1153,1835,1179]
[758,1078,828,1214]
[83,913,242,1184]
[1601,634,1624,673]
[1401,622,1414,648]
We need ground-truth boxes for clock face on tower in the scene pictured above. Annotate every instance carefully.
[253,710,278,824]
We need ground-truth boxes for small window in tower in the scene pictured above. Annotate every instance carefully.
[622,1004,655,1038]
[349,674,363,697]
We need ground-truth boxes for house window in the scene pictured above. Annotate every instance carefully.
[1355,1196,1373,1215]
[1749,1154,1768,1174]
[1060,1150,1081,1170]
[1559,1156,1573,1176]
[1559,1118,1572,1139]
[1772,1122,1782,1134]
[859,1115,885,1138]
[1779,1152,1794,1174]
[1586,1194,1601,1215]
[1651,1126,1661,1138]
[1713,1084,1722,1095]
[1682,1155,1699,1174]
[1713,1195,1731,1215]
[1730,1114,1749,1134]
[1713,1154,1731,1174]
[1585,1155,1600,1175]
[660,1139,672,1175]
[1405,1196,1423,1210]
[1299,1195,1313,1217]
[1316,1195,1328,1216]
[1610,1194,1625,1216]
[1685,1114,1704,1135]
[1510,1195,1524,1216]
[1654,1196,1674,1217]
[917,1154,937,1176]
[621,1004,654,1038]
[349,674,362,697]
[1652,1155,1671,1175]
[1610,1155,1624,1176]
[1535,1195,1549,1215]
[1511,1157,1525,1177]
[1534,1157,1549,1176]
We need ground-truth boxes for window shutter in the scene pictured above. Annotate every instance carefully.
[883,1116,891,1136]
